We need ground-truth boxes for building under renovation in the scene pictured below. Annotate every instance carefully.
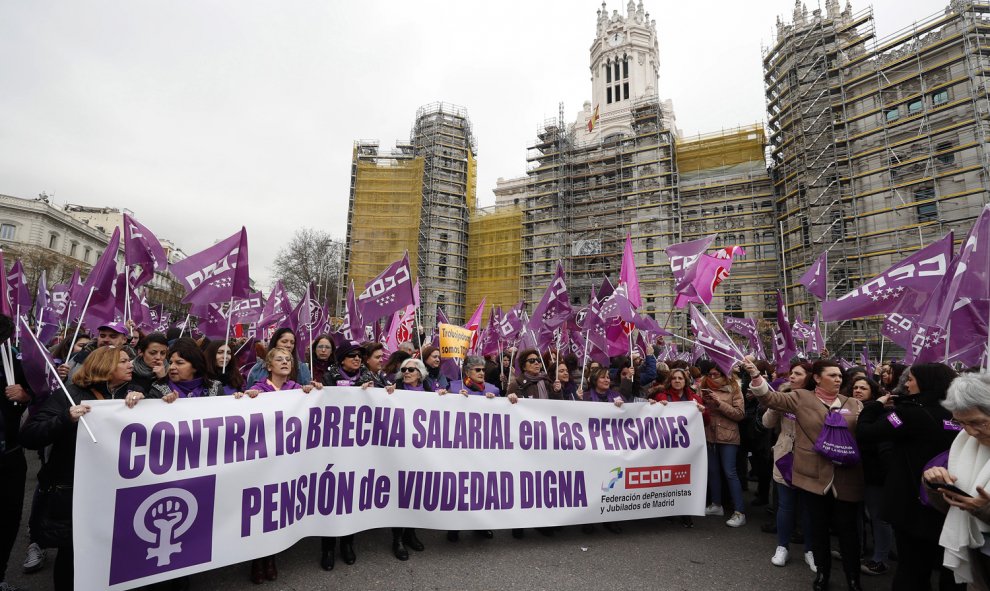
[765,0,990,353]
[343,102,476,327]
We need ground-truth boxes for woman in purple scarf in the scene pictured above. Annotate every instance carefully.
[242,349,319,395]
[584,366,625,407]
[150,338,223,401]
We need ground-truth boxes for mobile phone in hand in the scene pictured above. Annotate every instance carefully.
[927,481,973,498]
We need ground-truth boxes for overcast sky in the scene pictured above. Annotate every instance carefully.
[0,0,938,292]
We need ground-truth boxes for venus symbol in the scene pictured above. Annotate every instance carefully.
[133,488,199,567]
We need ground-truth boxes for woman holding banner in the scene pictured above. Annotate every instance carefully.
[420,346,450,393]
[311,335,335,382]
[746,358,864,591]
[21,346,148,591]
[246,328,312,386]
[507,349,558,401]
[205,340,245,395]
[584,366,624,406]
[149,338,224,400]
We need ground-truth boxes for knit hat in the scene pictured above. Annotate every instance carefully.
[334,341,364,363]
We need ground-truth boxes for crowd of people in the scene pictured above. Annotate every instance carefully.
[1,314,990,591]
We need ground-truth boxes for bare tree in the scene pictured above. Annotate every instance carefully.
[270,228,344,306]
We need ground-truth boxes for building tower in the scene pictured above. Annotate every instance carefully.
[344,103,476,330]
[765,0,990,355]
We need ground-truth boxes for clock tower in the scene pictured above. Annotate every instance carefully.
[580,0,663,139]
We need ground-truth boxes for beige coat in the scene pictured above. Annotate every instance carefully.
[762,384,798,486]
[751,379,865,502]
[703,383,745,445]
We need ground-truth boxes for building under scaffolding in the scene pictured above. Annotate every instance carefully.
[765,0,990,356]
[343,102,477,328]
[466,205,522,319]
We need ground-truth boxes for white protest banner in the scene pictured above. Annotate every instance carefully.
[73,389,707,589]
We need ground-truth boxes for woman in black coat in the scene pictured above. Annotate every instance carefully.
[856,362,964,590]
[20,346,148,591]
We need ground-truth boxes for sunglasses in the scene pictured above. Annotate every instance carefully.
[469,367,485,372]
[525,358,541,364]
[344,352,362,359]
[400,367,420,373]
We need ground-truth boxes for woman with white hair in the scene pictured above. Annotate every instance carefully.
[923,372,990,589]
[395,358,431,392]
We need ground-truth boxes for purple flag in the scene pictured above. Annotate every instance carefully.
[496,301,525,342]
[0,250,12,318]
[597,276,614,301]
[169,228,251,305]
[860,345,875,377]
[258,281,291,329]
[357,252,415,324]
[192,302,231,340]
[231,291,264,325]
[928,205,990,331]
[123,213,168,287]
[773,290,798,374]
[812,312,825,353]
[674,249,743,308]
[899,303,988,367]
[724,316,757,339]
[21,328,61,398]
[619,235,642,308]
[74,227,121,328]
[289,285,320,358]
[822,233,954,322]
[7,261,30,312]
[34,271,60,345]
[667,235,717,284]
[599,284,637,323]
[340,281,366,342]
[799,251,829,300]
[530,262,573,332]
[689,304,739,376]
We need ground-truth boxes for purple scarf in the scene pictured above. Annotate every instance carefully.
[249,379,302,392]
[170,377,207,399]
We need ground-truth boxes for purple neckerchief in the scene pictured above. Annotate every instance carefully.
[249,379,302,392]
[589,388,621,403]
[398,382,426,391]
[333,368,362,387]
[170,378,206,399]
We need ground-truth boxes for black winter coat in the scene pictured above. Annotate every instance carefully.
[856,390,961,540]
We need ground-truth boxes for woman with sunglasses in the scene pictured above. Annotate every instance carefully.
[449,355,501,398]
[387,357,432,555]
[507,348,559,401]
[322,341,372,388]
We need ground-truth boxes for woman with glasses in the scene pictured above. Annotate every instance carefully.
[388,357,431,555]
[450,355,500,398]
[695,360,747,529]
[246,328,313,386]
[445,355,499,542]
[310,336,335,382]
[858,363,961,588]
[322,341,372,388]
[507,348,559,401]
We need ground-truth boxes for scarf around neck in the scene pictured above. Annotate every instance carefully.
[940,431,990,584]
[815,386,838,405]
[171,377,206,398]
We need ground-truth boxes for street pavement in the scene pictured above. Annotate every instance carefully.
[7,453,895,591]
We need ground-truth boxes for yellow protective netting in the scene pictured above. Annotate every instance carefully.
[466,206,522,322]
[676,125,767,174]
[347,153,424,290]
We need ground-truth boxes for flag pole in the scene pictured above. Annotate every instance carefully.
[700,301,747,360]
[222,297,234,373]
[579,330,591,398]
[20,316,97,443]
[68,287,95,358]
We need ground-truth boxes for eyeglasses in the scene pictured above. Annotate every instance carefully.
[954,418,990,430]
[525,358,541,364]
[400,367,419,373]
[316,345,332,350]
